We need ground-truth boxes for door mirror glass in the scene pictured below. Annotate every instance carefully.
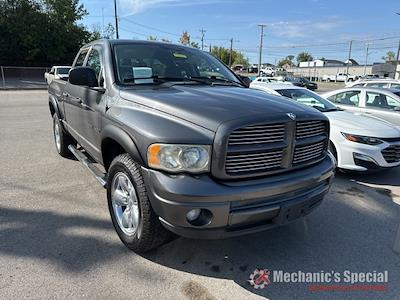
[239,75,251,87]
[69,67,98,87]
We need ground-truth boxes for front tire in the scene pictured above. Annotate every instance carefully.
[107,154,171,253]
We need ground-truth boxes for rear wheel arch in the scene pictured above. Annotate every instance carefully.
[101,126,144,171]
[49,96,60,118]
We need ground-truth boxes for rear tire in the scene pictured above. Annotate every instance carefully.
[52,114,74,158]
[107,154,171,253]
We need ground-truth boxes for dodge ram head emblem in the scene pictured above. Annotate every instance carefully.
[286,113,296,120]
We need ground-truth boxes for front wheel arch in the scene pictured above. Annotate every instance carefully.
[101,125,144,171]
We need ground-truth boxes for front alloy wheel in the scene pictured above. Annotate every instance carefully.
[107,154,172,252]
[111,172,140,236]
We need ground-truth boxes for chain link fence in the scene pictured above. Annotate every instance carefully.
[0,66,50,89]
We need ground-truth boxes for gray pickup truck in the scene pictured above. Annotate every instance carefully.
[48,39,335,252]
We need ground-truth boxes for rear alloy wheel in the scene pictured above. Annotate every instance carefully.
[52,114,74,157]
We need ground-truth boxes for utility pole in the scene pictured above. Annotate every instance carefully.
[229,38,233,67]
[114,0,119,39]
[258,24,267,76]
[200,28,206,50]
[395,40,400,79]
[364,43,369,75]
[101,8,105,37]
[345,40,353,75]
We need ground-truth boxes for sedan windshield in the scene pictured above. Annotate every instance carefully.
[113,43,242,86]
[276,88,339,112]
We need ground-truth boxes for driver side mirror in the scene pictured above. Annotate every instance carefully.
[239,75,252,88]
[69,67,98,88]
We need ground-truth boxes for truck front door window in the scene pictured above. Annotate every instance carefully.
[86,49,102,80]
[75,50,88,66]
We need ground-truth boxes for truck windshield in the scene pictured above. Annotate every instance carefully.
[276,88,339,112]
[113,43,241,86]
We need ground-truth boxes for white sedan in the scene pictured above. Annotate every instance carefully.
[250,84,400,172]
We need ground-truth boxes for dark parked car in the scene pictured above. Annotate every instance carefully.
[48,39,335,252]
[298,77,318,90]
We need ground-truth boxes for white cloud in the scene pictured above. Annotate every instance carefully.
[268,19,344,38]
[118,0,237,16]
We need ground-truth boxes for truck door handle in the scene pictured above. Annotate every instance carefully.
[70,97,82,104]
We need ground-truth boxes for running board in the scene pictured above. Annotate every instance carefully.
[68,145,107,188]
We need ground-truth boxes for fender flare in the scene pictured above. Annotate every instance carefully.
[49,95,60,118]
[101,124,144,165]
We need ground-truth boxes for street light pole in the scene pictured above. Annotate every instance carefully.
[258,24,267,76]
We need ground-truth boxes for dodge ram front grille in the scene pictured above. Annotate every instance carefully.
[293,141,326,165]
[225,149,283,174]
[296,120,326,139]
[382,145,400,163]
[223,119,328,178]
[228,123,285,146]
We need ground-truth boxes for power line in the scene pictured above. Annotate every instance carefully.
[122,18,181,37]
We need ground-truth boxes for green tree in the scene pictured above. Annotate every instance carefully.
[382,51,396,62]
[147,36,157,41]
[277,55,295,68]
[296,52,314,64]
[103,23,115,39]
[190,41,199,49]
[0,0,92,66]
[211,46,249,67]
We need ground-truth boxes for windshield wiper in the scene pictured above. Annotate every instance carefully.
[190,76,244,87]
[123,76,210,86]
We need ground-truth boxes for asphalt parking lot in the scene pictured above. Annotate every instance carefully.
[0,90,399,299]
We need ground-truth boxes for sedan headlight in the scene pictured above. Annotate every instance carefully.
[341,133,384,145]
[147,144,211,173]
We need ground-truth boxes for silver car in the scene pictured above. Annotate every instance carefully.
[322,87,400,126]
[346,79,400,89]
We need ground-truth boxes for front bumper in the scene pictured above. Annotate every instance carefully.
[337,139,400,171]
[141,154,335,239]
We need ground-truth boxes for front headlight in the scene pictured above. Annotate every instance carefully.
[341,133,383,145]
[147,144,211,173]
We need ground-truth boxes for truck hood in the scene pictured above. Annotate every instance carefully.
[326,110,400,137]
[120,85,315,131]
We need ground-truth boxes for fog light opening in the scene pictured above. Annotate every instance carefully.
[186,209,213,226]
[353,153,378,164]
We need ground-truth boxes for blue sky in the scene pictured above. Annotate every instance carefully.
[80,0,400,64]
